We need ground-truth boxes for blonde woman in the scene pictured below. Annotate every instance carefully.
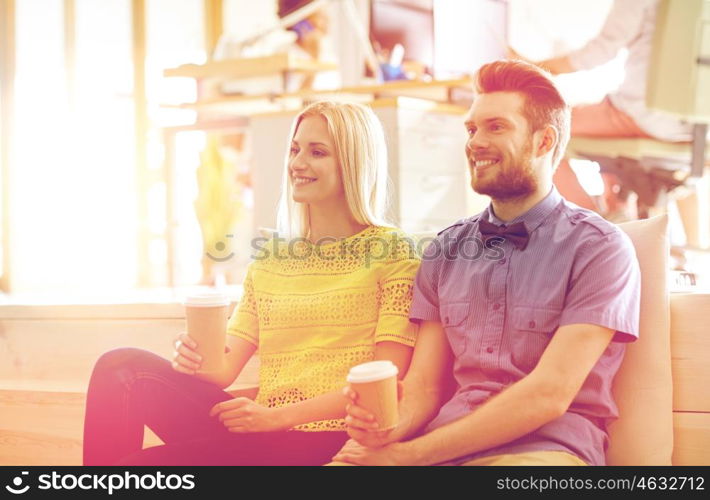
[82,101,420,465]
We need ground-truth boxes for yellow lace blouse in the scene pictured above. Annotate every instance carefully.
[226,225,420,431]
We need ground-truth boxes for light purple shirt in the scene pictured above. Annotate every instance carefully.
[410,187,641,466]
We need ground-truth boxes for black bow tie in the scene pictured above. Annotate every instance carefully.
[479,219,530,250]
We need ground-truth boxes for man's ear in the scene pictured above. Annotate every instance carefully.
[535,125,558,158]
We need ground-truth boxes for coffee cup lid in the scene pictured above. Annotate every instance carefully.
[346,360,398,383]
[183,292,230,307]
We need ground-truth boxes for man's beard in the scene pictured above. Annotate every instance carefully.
[470,139,537,201]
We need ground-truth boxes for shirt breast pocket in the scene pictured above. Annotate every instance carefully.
[510,306,561,373]
[441,302,470,356]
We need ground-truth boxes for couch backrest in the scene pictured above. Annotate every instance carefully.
[608,215,673,465]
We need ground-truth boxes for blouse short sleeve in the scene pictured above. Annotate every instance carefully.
[226,264,259,346]
[373,232,421,346]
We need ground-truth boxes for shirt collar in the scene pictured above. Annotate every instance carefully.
[482,187,562,234]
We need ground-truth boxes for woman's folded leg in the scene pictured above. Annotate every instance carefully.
[83,347,234,465]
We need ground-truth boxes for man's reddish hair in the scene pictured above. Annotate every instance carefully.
[474,60,571,168]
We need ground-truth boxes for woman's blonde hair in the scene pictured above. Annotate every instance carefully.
[276,100,393,238]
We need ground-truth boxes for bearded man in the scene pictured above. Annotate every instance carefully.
[334,60,641,466]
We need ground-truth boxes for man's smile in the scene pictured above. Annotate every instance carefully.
[470,156,501,172]
[474,159,499,168]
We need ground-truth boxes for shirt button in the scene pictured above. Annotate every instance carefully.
[528,320,536,328]
[492,303,500,310]
[500,258,506,265]
[486,347,494,353]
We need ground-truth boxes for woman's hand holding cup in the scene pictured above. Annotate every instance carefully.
[171,332,202,375]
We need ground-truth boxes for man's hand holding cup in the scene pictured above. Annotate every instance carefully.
[343,360,404,448]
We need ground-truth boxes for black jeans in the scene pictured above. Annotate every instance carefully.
[82,348,348,465]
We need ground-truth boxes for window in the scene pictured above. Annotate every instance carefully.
[6,0,207,294]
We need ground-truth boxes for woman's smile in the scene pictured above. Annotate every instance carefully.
[293,175,318,186]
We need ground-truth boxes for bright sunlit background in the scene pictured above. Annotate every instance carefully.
[2,0,697,298]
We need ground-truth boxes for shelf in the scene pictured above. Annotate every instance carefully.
[162,77,473,115]
[163,52,337,80]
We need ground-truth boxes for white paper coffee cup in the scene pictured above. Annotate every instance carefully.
[347,360,399,430]
[183,292,230,373]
